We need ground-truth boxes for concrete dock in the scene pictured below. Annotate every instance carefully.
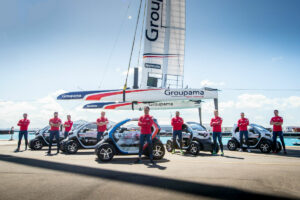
[0,141,299,200]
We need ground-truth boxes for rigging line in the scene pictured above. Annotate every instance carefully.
[136,0,147,70]
[97,0,133,89]
[123,0,143,93]
[220,88,300,91]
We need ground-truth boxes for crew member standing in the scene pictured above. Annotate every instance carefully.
[238,112,250,152]
[270,110,286,154]
[9,126,14,141]
[171,111,184,155]
[16,113,30,152]
[210,110,224,156]
[135,106,154,164]
[96,112,108,142]
[63,115,73,138]
[48,112,62,155]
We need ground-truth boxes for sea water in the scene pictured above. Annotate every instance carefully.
[159,136,299,147]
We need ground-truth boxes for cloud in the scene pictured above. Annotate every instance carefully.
[1,90,300,129]
[234,94,300,109]
[200,80,225,88]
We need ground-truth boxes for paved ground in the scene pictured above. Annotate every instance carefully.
[0,141,299,200]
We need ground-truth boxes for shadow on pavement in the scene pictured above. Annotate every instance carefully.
[231,148,300,159]
[95,156,169,166]
[0,154,295,200]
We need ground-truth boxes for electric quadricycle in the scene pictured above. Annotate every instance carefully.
[95,118,165,162]
[227,124,282,153]
[29,121,87,150]
[60,122,114,154]
[166,122,217,155]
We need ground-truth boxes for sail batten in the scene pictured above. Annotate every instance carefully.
[141,0,186,89]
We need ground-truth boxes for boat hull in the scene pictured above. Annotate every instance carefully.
[57,88,218,102]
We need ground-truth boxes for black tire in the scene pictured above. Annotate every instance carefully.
[96,143,115,162]
[65,140,79,154]
[227,139,238,151]
[29,139,43,150]
[276,141,282,153]
[60,143,66,152]
[166,140,173,152]
[259,140,272,153]
[189,141,200,155]
[152,142,165,160]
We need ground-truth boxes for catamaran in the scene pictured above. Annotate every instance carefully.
[57,0,219,115]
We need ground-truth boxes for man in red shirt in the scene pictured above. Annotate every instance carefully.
[96,112,109,142]
[210,110,224,156]
[16,113,30,152]
[48,112,62,155]
[270,110,286,154]
[135,106,154,164]
[63,115,73,138]
[237,112,250,152]
[171,111,184,155]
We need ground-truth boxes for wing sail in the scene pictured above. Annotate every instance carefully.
[141,0,186,89]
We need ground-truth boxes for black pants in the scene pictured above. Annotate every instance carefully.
[172,130,182,149]
[48,130,60,152]
[273,131,286,151]
[18,131,28,149]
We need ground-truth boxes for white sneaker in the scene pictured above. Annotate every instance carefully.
[247,149,251,153]
[239,149,243,152]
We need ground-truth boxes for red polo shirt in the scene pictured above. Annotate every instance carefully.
[49,117,62,131]
[18,119,30,131]
[138,114,154,134]
[171,116,184,131]
[210,116,222,132]
[270,116,283,132]
[64,120,73,132]
[97,117,108,132]
[238,118,249,131]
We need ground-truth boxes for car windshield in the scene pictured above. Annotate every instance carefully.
[187,122,206,131]
[160,126,173,133]
[251,124,269,133]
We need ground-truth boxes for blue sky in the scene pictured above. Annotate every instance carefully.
[0,0,300,128]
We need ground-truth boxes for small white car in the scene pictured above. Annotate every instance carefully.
[29,121,87,150]
[227,124,282,153]
[165,122,217,155]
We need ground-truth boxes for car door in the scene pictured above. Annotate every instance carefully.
[112,121,141,154]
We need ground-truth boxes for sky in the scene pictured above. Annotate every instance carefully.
[0,0,300,129]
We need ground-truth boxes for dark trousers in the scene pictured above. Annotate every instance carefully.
[18,131,28,149]
[273,131,286,151]
[213,132,223,152]
[239,130,249,148]
[64,131,69,139]
[97,132,104,142]
[173,130,183,149]
[138,134,153,160]
[48,130,60,152]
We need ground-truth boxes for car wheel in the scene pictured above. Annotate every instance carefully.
[259,140,272,153]
[96,143,115,162]
[30,139,43,150]
[227,140,238,151]
[152,142,165,160]
[66,140,79,154]
[189,142,200,155]
[166,140,173,152]
[276,141,282,153]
